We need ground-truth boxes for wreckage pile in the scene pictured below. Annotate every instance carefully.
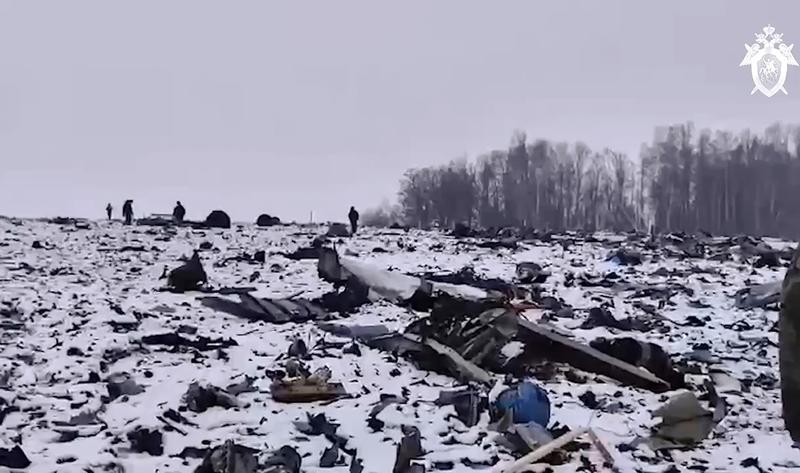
[0,217,797,472]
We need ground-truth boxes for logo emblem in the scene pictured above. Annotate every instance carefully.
[740,25,798,97]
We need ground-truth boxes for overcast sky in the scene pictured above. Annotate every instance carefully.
[1,0,799,222]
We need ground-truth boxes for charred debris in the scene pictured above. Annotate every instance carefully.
[168,226,787,470]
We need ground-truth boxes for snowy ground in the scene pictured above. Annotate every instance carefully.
[0,218,798,472]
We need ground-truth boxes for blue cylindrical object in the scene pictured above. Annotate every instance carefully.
[495,381,551,426]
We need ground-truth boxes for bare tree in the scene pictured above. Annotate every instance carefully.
[396,124,800,238]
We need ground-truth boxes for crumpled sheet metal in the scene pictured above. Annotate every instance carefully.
[735,280,782,309]
[648,389,726,451]
[317,248,488,303]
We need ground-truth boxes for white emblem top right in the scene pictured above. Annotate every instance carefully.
[740,24,799,97]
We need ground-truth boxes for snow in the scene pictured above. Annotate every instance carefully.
[0,218,797,472]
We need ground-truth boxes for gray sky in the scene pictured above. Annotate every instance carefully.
[1,0,799,222]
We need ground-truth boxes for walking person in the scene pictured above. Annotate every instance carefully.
[348,206,359,235]
[173,201,186,223]
[106,203,113,220]
[122,200,134,225]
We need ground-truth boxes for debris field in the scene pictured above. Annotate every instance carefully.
[0,217,797,472]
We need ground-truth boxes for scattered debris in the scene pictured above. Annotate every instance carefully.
[195,440,259,473]
[106,372,146,401]
[590,337,685,389]
[270,367,348,403]
[435,388,483,427]
[201,293,330,323]
[648,388,726,451]
[735,281,781,310]
[205,210,232,229]
[517,320,671,392]
[167,251,208,292]
[317,248,489,304]
[326,223,351,238]
[128,427,164,456]
[0,445,31,468]
[263,445,302,473]
[393,425,424,473]
[256,214,282,227]
[581,307,634,331]
[1,221,791,471]
[607,248,643,266]
[516,262,549,284]
[183,382,239,413]
[141,332,238,352]
[452,222,476,238]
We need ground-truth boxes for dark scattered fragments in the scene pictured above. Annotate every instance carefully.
[580,306,634,331]
[349,456,365,473]
[735,281,782,310]
[607,247,643,265]
[451,222,476,238]
[141,332,238,351]
[314,277,370,314]
[0,445,31,468]
[517,319,671,392]
[393,425,424,473]
[319,444,339,467]
[326,223,351,237]
[176,446,210,459]
[516,262,549,284]
[294,412,341,439]
[195,440,260,473]
[256,213,281,227]
[128,427,164,456]
[167,251,208,292]
[590,337,685,389]
[263,445,302,473]
[106,373,146,401]
[201,293,331,324]
[435,388,484,427]
[282,236,327,260]
[0,397,19,426]
[205,210,232,229]
[183,382,239,413]
[164,408,199,427]
[475,238,518,250]
[4,220,792,471]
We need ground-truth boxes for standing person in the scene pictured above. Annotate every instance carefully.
[122,200,134,225]
[173,201,186,223]
[106,203,113,220]
[348,206,359,235]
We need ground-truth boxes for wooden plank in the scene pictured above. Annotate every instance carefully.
[492,427,589,473]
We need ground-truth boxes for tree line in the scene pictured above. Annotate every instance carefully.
[365,123,800,239]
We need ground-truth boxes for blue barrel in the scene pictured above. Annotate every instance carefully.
[495,381,551,426]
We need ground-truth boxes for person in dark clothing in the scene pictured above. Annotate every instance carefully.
[173,201,186,223]
[348,206,359,235]
[106,203,113,220]
[122,200,134,225]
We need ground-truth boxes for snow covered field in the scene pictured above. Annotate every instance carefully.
[0,218,798,472]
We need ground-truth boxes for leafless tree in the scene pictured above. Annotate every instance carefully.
[395,124,800,238]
